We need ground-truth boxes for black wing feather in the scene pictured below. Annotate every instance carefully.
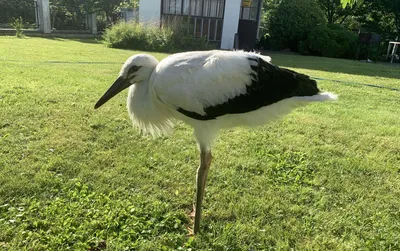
[177,57,320,121]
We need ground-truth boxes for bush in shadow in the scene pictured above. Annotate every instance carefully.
[10,17,24,38]
[299,24,358,59]
[102,20,211,52]
[268,0,326,52]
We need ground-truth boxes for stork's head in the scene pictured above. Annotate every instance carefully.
[94,54,159,109]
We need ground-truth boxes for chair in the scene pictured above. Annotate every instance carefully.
[355,32,382,62]
[355,32,371,60]
[369,33,382,62]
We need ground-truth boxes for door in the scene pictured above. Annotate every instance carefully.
[237,0,261,50]
[238,19,258,50]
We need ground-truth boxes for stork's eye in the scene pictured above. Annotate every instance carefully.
[128,66,141,75]
[127,66,141,81]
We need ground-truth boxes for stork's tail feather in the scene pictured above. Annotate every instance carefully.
[294,92,338,102]
[281,68,338,102]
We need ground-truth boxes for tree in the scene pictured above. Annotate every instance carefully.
[341,0,363,7]
[362,0,400,36]
[260,0,281,36]
[0,0,36,24]
[380,0,400,36]
[49,0,89,29]
[318,0,357,24]
[268,0,326,51]
[50,0,126,26]
[96,0,124,24]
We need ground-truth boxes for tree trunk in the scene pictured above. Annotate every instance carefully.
[338,14,348,24]
[326,0,335,24]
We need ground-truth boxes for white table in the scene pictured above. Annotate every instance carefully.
[386,41,400,63]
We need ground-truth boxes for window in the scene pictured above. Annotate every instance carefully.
[161,0,225,42]
[182,0,190,15]
[162,0,224,18]
[240,0,260,20]
[203,0,224,17]
[194,0,203,16]
[163,0,182,15]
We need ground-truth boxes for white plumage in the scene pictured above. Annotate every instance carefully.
[95,50,337,234]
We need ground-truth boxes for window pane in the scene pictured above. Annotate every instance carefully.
[164,0,224,20]
[217,0,224,18]
[163,0,170,14]
[195,0,203,16]
[162,0,183,14]
[195,18,202,37]
[171,0,177,14]
[209,0,217,17]
[203,0,221,17]
[209,19,216,40]
[189,17,195,34]
[183,0,190,15]
[241,7,258,20]
[190,0,196,15]
[216,19,222,41]
[203,0,210,17]
[241,7,250,19]
[175,0,182,14]
[203,18,209,38]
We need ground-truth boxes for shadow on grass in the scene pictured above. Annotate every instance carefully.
[67,38,103,44]
[35,36,174,57]
[262,51,400,80]
[37,36,103,44]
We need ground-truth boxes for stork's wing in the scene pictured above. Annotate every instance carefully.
[152,50,319,120]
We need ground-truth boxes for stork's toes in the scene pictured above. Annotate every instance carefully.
[186,227,195,236]
[189,206,196,218]
[186,207,196,236]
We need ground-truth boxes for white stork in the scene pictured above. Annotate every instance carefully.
[94,50,337,234]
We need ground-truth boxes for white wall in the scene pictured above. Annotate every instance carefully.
[139,0,162,26]
[87,13,97,34]
[220,0,241,50]
[37,0,51,33]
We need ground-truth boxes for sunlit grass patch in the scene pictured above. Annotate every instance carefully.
[0,37,399,250]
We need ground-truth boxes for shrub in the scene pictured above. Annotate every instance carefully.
[103,22,154,50]
[10,17,24,38]
[164,20,210,52]
[256,33,272,50]
[299,24,358,59]
[268,0,326,51]
[103,20,210,52]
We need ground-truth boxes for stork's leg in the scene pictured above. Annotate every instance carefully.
[193,146,212,234]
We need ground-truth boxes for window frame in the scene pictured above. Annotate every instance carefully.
[161,0,225,19]
[239,0,261,21]
[161,0,226,42]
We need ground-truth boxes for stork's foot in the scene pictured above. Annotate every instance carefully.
[186,227,195,236]
[189,206,196,219]
[186,207,196,236]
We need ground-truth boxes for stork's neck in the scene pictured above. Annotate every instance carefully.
[127,69,175,137]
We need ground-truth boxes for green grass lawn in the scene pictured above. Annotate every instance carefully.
[1,37,400,250]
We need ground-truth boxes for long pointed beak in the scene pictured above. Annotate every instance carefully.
[94,76,129,109]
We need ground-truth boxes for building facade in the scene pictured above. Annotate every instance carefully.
[138,0,262,50]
